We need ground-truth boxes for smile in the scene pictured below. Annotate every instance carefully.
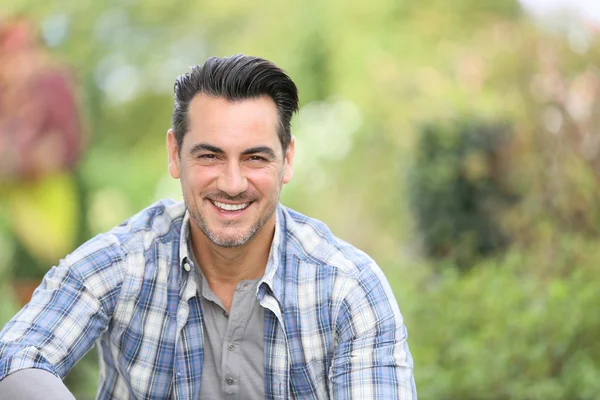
[211,200,251,211]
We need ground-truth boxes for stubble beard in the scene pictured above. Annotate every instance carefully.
[185,191,280,248]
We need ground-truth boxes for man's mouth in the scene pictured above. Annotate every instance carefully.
[210,200,251,212]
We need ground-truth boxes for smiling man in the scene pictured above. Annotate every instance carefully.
[0,55,416,399]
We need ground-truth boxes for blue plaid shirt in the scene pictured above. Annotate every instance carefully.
[0,200,416,399]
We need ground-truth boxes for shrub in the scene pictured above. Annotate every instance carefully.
[390,235,600,399]
[408,118,515,268]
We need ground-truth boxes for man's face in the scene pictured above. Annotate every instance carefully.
[167,94,294,248]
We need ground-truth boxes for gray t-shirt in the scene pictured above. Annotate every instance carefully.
[188,243,266,399]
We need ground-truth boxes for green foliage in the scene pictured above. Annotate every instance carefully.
[1,0,600,398]
[391,235,600,399]
[408,119,515,267]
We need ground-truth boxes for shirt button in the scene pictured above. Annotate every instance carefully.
[223,311,229,318]
[228,344,235,351]
[183,262,191,272]
[226,377,235,386]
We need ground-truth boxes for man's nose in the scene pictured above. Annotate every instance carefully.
[217,161,248,196]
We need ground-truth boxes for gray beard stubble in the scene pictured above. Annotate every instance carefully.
[186,192,279,248]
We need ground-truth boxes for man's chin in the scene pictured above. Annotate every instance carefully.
[209,235,251,248]
[203,227,253,248]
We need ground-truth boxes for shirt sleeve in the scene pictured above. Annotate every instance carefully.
[0,234,125,381]
[0,368,76,400]
[329,265,417,399]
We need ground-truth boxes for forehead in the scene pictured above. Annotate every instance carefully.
[185,94,280,149]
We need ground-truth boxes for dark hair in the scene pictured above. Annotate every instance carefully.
[172,54,299,155]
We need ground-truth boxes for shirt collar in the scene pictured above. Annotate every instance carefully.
[178,205,286,296]
[260,205,284,297]
[178,210,192,268]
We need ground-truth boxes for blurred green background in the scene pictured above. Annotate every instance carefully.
[1,0,600,398]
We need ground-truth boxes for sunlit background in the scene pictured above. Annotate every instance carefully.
[1,0,600,398]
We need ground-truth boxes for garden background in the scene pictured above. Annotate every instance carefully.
[1,0,599,398]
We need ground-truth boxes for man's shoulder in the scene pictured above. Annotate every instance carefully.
[280,206,375,276]
[92,199,186,252]
[65,200,185,266]
[108,199,185,240]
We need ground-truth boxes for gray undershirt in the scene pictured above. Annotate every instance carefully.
[187,242,265,400]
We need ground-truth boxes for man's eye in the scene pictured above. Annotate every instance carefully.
[249,155,267,162]
[199,154,217,160]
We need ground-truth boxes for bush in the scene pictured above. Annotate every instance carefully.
[391,235,600,399]
[408,118,515,268]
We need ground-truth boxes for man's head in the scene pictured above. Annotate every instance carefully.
[167,55,298,249]
[171,54,299,156]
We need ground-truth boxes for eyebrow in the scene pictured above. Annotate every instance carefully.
[189,143,224,156]
[241,146,277,159]
[188,143,277,159]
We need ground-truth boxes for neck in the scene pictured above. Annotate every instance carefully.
[189,216,275,286]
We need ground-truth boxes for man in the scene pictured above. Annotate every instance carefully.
[0,55,416,399]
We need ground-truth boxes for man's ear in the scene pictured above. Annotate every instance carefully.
[167,129,180,179]
[283,136,295,184]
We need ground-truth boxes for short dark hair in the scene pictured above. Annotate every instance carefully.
[172,54,299,155]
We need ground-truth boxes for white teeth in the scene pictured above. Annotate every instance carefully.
[212,201,250,211]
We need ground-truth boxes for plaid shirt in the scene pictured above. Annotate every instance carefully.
[0,200,416,399]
